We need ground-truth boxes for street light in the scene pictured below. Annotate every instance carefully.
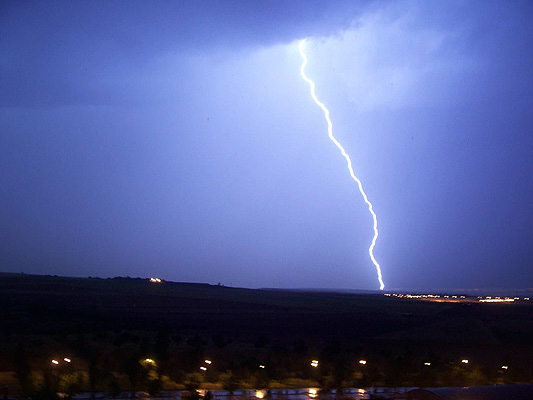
[359,360,367,365]
[310,360,319,368]
[461,359,469,364]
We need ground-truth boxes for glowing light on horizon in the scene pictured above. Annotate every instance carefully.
[479,298,515,303]
[299,39,385,290]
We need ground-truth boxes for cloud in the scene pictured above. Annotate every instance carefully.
[305,3,480,113]
[0,0,372,108]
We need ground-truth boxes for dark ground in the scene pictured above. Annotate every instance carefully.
[1,273,532,393]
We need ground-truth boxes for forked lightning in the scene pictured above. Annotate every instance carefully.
[299,39,385,290]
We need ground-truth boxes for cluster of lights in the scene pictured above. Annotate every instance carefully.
[385,293,457,300]
[414,359,510,369]
[479,296,516,303]
[259,365,265,369]
[455,359,513,372]
[386,293,443,298]
[51,357,72,365]
[359,360,367,365]
[200,359,212,372]
[386,293,530,303]
[309,389,318,399]
[310,360,319,368]
[421,359,471,365]
[149,277,162,283]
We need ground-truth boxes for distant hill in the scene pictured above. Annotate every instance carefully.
[1,272,450,339]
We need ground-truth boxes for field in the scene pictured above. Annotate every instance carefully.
[1,273,532,395]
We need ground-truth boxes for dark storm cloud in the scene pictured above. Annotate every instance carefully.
[0,0,369,108]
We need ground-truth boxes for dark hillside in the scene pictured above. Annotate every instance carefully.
[0,273,447,339]
[0,273,532,392]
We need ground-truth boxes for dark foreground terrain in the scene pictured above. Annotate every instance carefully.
[1,273,532,395]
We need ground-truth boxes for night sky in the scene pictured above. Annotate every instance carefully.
[1,1,533,290]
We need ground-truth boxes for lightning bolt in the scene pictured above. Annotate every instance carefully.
[299,38,385,290]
